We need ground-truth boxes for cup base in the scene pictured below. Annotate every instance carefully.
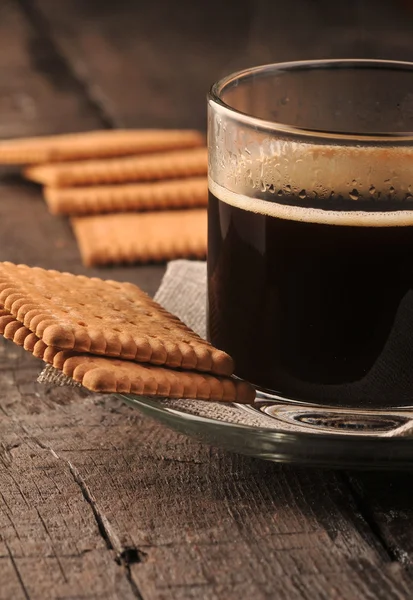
[253,389,413,436]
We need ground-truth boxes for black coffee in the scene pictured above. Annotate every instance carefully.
[208,187,413,407]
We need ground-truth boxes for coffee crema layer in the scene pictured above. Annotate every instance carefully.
[209,179,413,227]
[210,141,413,211]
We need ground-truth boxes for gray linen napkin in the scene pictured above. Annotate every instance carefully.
[38,260,413,436]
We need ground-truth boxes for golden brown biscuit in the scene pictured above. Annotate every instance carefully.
[44,177,208,215]
[0,262,233,375]
[48,351,254,402]
[71,209,207,266]
[25,148,208,187]
[0,129,204,164]
[0,303,253,402]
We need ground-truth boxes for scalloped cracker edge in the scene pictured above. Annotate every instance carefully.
[0,262,233,375]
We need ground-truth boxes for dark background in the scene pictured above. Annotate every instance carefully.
[2,0,413,137]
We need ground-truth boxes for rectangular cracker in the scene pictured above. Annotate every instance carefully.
[71,209,207,266]
[0,262,232,375]
[54,353,254,402]
[0,129,204,164]
[0,305,253,403]
[44,176,208,216]
[24,148,207,187]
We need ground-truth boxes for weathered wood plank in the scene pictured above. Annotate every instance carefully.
[0,0,104,139]
[345,472,413,570]
[0,339,139,599]
[30,0,254,129]
[31,0,413,133]
[1,341,412,600]
[0,446,138,600]
[1,332,412,599]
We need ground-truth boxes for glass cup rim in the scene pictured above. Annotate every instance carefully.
[208,58,413,143]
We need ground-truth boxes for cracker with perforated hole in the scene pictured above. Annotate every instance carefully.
[24,148,208,187]
[0,129,204,165]
[44,177,208,216]
[44,350,254,402]
[0,262,233,375]
[71,209,207,266]
[0,305,253,402]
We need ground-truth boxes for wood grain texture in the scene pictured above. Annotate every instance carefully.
[28,0,254,129]
[0,0,103,140]
[345,472,413,569]
[0,338,138,600]
[1,0,413,598]
[2,338,413,600]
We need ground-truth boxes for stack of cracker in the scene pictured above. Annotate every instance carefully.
[0,262,254,403]
[0,130,209,266]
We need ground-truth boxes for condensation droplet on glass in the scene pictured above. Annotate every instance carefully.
[352,179,357,186]
[298,189,306,200]
[369,186,376,196]
[277,189,283,197]
[284,184,292,193]
[349,189,359,200]
[260,180,266,192]
[389,186,395,195]
[405,193,413,201]
[268,183,275,194]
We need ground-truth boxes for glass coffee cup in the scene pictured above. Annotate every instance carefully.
[207,59,413,409]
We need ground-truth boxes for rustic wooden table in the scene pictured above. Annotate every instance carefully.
[2,1,413,598]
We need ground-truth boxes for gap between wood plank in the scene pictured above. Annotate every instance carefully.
[342,472,400,564]
[15,0,115,129]
[68,459,146,600]
[5,542,31,600]
[26,431,146,600]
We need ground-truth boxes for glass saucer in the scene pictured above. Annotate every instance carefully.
[117,394,413,470]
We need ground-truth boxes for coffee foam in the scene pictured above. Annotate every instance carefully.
[209,141,413,227]
[209,179,413,227]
